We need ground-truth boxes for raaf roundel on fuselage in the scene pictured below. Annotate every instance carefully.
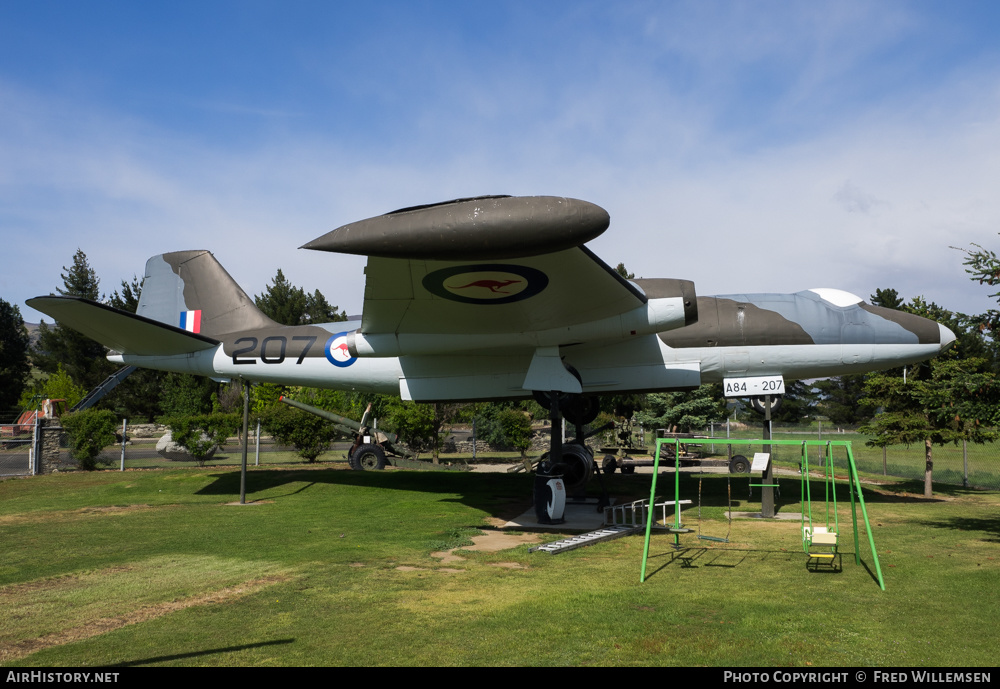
[27,195,955,402]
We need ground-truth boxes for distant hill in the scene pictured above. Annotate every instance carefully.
[23,322,41,350]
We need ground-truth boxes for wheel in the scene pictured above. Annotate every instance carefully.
[531,365,584,411]
[558,443,594,493]
[561,396,600,426]
[602,455,618,475]
[729,455,750,474]
[621,464,636,475]
[533,473,566,524]
[533,389,571,410]
[351,443,387,470]
[750,395,783,415]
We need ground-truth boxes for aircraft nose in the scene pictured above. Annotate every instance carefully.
[939,323,957,350]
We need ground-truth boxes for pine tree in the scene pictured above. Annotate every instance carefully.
[860,357,1000,497]
[58,249,101,300]
[814,375,871,426]
[255,269,307,325]
[255,269,346,325]
[108,275,142,312]
[34,249,114,391]
[303,289,347,324]
[870,288,904,310]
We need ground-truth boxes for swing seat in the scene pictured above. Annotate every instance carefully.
[697,535,729,543]
[804,526,838,559]
[811,531,838,546]
[804,526,838,545]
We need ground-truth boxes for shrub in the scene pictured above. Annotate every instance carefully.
[163,413,241,466]
[475,406,533,458]
[259,403,338,462]
[61,409,119,470]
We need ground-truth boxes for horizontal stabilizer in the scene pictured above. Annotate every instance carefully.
[27,296,219,356]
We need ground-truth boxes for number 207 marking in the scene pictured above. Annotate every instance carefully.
[232,336,317,365]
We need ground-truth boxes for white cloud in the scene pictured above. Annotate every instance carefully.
[5,3,1000,328]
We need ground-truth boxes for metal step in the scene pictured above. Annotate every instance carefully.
[529,525,639,554]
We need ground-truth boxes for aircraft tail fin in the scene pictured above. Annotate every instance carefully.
[137,250,277,337]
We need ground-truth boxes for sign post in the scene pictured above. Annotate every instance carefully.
[724,376,784,518]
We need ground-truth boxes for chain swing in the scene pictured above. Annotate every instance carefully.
[697,469,733,544]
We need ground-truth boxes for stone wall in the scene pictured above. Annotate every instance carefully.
[37,417,70,474]
[127,423,168,439]
[438,429,599,455]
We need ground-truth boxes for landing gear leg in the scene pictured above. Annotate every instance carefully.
[532,392,609,521]
[534,390,566,525]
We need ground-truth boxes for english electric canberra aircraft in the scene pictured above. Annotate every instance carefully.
[28,195,954,488]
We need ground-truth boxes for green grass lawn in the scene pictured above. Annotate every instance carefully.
[1,463,997,666]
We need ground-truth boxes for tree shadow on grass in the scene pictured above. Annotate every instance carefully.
[859,478,988,502]
[195,466,541,519]
[192,466,989,527]
[911,515,1000,543]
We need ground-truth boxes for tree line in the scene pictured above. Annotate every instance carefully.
[3,244,1000,495]
[2,249,547,464]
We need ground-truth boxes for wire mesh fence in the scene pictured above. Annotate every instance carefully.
[48,422,356,471]
[695,421,1000,490]
[22,414,1000,490]
[0,413,37,477]
[0,432,34,476]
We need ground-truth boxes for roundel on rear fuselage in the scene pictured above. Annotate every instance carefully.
[324,332,357,367]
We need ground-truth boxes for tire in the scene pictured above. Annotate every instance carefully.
[729,455,750,474]
[532,365,584,411]
[750,395,783,415]
[351,443,387,470]
[621,464,636,475]
[602,455,618,475]
[562,396,600,426]
[533,473,566,524]
[559,443,594,492]
[533,390,554,408]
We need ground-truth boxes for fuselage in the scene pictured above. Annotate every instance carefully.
[111,287,954,402]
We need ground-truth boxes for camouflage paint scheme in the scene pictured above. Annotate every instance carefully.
[27,196,955,402]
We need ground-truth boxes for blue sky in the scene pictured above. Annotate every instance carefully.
[5,1,1000,323]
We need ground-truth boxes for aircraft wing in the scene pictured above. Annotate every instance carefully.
[26,296,219,356]
[304,196,696,362]
[359,245,645,337]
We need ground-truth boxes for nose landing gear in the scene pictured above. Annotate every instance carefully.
[531,390,608,524]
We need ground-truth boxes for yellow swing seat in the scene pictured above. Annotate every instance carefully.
[804,526,838,559]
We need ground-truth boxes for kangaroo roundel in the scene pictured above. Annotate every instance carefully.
[422,264,549,305]
[325,332,356,367]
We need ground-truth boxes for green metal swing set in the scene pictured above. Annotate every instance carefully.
[640,437,886,590]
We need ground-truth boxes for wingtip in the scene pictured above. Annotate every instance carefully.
[939,323,957,350]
